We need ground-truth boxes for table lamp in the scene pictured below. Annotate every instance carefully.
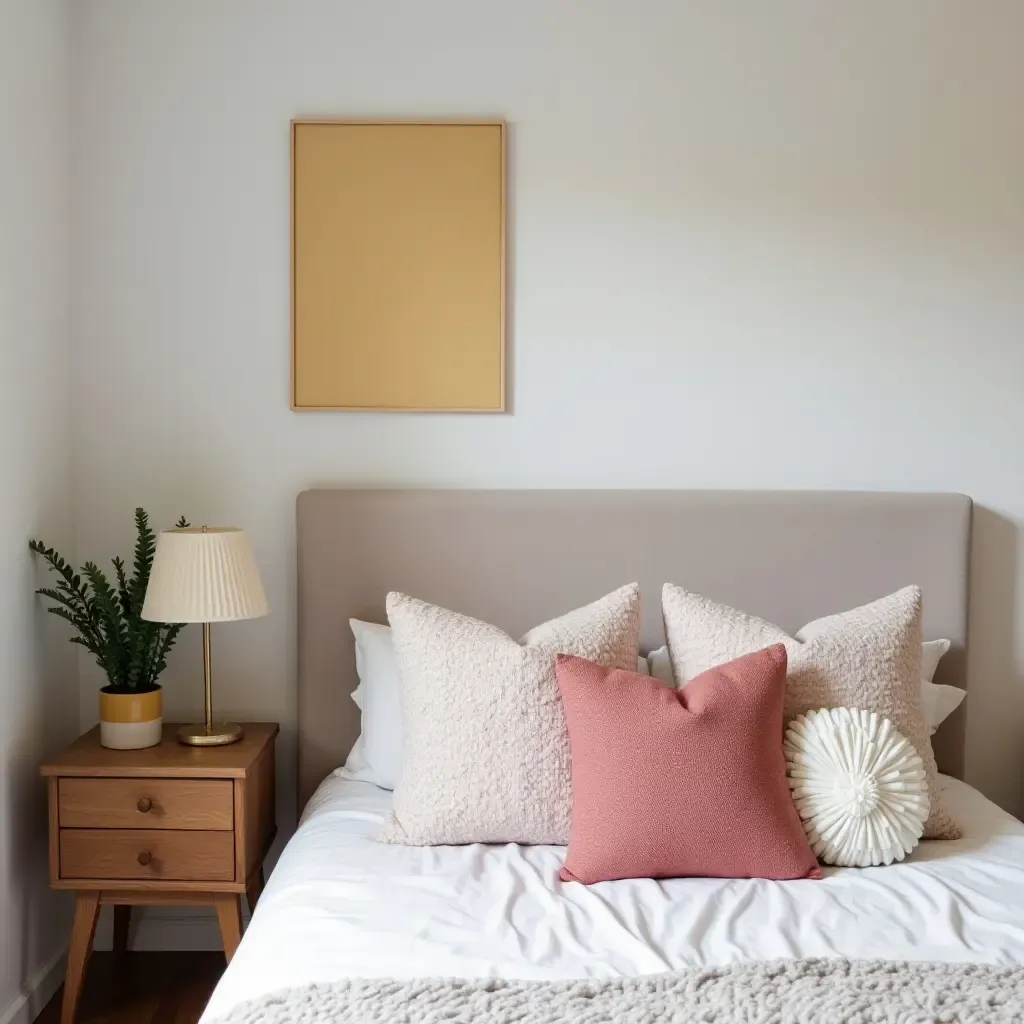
[141,526,268,746]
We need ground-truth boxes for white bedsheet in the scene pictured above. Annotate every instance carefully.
[202,775,1024,1021]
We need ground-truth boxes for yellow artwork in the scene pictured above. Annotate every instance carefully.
[291,120,506,411]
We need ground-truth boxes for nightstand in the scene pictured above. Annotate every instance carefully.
[41,722,278,1024]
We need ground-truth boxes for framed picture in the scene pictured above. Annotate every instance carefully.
[291,119,506,411]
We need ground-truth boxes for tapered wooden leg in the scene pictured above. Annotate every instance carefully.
[112,905,131,955]
[214,894,243,962]
[61,891,100,1024]
[245,867,265,914]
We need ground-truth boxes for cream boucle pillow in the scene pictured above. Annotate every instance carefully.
[661,584,959,840]
[379,584,641,846]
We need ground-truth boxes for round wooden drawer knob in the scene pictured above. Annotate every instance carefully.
[137,797,152,813]
[137,850,152,866]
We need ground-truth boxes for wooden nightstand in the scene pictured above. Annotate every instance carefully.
[41,722,278,1024]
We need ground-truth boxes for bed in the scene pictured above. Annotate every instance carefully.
[203,772,1024,1017]
[199,490,1024,1022]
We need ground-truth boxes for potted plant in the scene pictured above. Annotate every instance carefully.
[30,508,190,749]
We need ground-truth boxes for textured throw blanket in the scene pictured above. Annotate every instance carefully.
[213,959,1024,1023]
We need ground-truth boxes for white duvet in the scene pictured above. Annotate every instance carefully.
[202,775,1024,1021]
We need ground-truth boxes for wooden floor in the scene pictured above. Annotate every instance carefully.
[34,953,225,1024]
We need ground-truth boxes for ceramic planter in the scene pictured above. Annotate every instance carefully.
[99,685,163,749]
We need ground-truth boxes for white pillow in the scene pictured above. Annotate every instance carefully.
[922,684,966,735]
[340,621,648,791]
[649,638,964,735]
[380,585,641,845]
[660,584,957,839]
[338,620,404,789]
[920,638,966,735]
[647,644,674,685]
[920,638,950,683]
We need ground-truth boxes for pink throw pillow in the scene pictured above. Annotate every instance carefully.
[556,646,822,884]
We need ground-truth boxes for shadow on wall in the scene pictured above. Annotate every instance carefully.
[964,507,1023,818]
[5,594,78,1015]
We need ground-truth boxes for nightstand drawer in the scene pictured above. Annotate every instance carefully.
[58,778,233,830]
[59,829,235,881]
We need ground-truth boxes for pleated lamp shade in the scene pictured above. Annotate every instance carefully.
[141,527,268,623]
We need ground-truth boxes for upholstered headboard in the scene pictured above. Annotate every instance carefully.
[296,490,972,808]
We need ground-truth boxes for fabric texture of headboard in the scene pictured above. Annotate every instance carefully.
[296,490,972,809]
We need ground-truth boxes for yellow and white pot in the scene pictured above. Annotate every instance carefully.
[99,686,163,749]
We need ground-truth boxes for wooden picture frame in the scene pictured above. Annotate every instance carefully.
[291,119,506,412]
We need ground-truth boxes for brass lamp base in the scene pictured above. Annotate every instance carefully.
[178,722,244,747]
[176,620,243,746]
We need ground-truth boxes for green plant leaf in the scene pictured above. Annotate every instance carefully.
[127,507,156,619]
[30,510,190,691]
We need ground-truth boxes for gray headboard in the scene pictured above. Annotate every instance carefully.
[297,489,972,808]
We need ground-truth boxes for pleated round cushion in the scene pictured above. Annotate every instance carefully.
[785,707,929,867]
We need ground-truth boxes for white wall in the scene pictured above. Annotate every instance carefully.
[0,0,77,1018]
[70,0,1024,857]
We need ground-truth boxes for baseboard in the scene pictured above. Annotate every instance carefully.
[0,947,66,1024]
[93,904,251,952]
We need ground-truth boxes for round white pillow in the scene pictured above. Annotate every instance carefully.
[784,707,929,867]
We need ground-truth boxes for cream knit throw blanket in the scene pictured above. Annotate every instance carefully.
[213,959,1024,1023]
